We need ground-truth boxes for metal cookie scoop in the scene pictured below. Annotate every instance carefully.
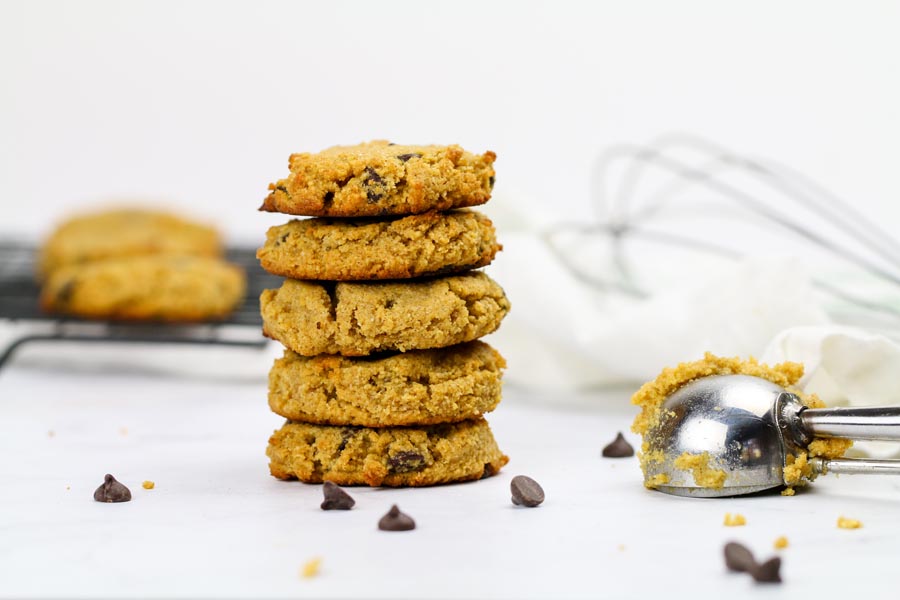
[645,374,900,497]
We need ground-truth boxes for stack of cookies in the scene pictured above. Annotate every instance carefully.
[257,141,511,486]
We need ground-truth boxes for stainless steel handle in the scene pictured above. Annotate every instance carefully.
[811,456,900,476]
[800,406,900,441]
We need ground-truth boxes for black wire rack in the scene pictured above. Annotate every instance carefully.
[0,242,282,369]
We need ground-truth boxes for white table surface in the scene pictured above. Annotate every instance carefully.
[1,344,898,599]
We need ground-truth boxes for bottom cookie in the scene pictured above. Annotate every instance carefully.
[267,418,508,487]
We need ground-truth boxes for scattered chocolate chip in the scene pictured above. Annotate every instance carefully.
[388,451,426,473]
[750,557,782,583]
[396,153,422,162]
[93,474,131,503]
[723,542,755,573]
[320,481,355,510]
[511,475,544,507]
[378,504,415,531]
[602,432,635,458]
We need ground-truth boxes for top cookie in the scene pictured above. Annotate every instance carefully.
[38,208,221,278]
[260,141,496,217]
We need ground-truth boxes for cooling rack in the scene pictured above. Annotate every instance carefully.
[0,243,281,369]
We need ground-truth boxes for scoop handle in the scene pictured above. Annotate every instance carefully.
[800,406,900,441]
[811,456,900,476]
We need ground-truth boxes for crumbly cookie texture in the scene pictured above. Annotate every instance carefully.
[41,255,246,321]
[257,210,500,281]
[269,341,506,427]
[260,271,510,356]
[673,452,726,489]
[260,141,496,217]
[631,353,852,491]
[267,418,508,486]
[38,208,221,278]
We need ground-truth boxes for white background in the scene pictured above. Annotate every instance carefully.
[2,0,900,240]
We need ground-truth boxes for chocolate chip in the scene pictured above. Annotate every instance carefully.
[489,176,495,189]
[364,166,383,185]
[511,475,544,507]
[378,504,415,531]
[93,474,131,503]
[384,299,394,309]
[56,279,77,304]
[481,462,497,479]
[320,481,355,510]
[750,557,782,583]
[323,191,334,207]
[723,542,756,573]
[602,432,635,458]
[388,451,425,473]
[396,153,422,162]
[276,232,290,246]
[337,429,354,453]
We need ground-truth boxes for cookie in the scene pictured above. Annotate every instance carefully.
[266,418,508,486]
[41,255,246,321]
[269,341,506,426]
[257,210,500,281]
[38,208,221,278]
[260,271,510,356]
[260,141,496,217]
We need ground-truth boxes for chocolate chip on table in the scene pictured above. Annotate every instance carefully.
[378,504,415,531]
[750,557,782,583]
[602,432,635,458]
[320,481,355,511]
[723,541,756,573]
[510,475,544,507]
[388,451,425,473]
[93,474,132,503]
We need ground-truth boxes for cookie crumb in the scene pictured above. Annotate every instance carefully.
[301,557,322,579]
[723,513,746,527]
[47,430,56,438]
[66,485,71,491]
[781,487,796,496]
[142,480,155,490]
[119,427,129,436]
[774,536,788,550]
[617,544,626,552]
[837,516,862,529]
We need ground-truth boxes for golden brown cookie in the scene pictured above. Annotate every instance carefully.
[38,209,221,278]
[257,210,500,281]
[41,255,246,321]
[269,341,505,426]
[260,271,510,356]
[267,418,508,486]
[260,141,496,217]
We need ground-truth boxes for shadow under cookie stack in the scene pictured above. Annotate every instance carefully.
[257,141,510,486]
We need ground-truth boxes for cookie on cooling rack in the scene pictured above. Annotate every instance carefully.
[41,255,246,322]
[257,210,500,280]
[259,271,510,356]
[38,208,221,278]
[267,417,508,486]
[260,141,496,217]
